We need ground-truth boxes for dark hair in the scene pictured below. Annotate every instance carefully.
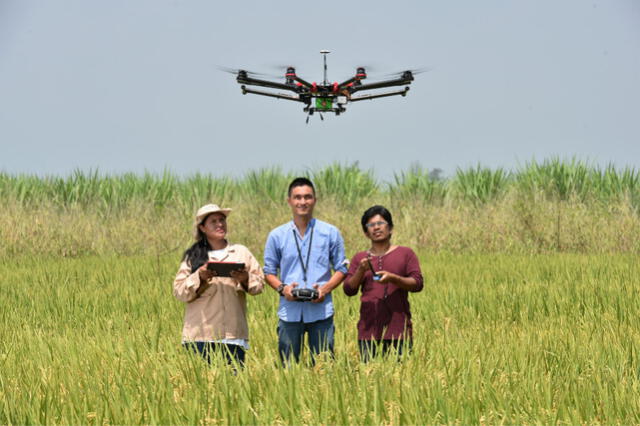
[361,205,394,233]
[182,214,211,273]
[288,177,315,197]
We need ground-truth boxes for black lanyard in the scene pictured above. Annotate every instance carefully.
[292,225,314,283]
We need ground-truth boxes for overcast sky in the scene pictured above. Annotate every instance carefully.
[1,0,638,180]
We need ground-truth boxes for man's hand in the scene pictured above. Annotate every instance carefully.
[312,283,328,303]
[283,282,299,301]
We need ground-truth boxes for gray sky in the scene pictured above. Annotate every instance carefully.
[1,0,638,180]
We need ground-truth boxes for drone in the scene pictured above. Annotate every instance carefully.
[222,50,423,122]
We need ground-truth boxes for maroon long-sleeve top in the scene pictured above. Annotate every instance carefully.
[344,246,423,341]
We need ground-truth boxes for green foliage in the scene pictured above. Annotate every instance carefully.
[1,160,639,258]
[1,160,640,422]
[182,173,235,207]
[517,158,593,201]
[311,162,378,202]
[590,164,640,204]
[392,164,446,203]
[514,157,640,206]
[452,165,511,204]
[2,159,638,209]
[238,167,292,203]
[2,254,640,423]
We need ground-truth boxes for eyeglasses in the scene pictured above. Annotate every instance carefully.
[365,220,388,229]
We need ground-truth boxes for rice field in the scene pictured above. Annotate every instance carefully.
[2,253,639,423]
[1,159,639,423]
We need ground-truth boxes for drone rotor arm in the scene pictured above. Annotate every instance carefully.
[292,76,314,90]
[349,74,414,93]
[237,75,300,92]
[240,86,308,103]
[337,76,359,91]
[349,87,410,102]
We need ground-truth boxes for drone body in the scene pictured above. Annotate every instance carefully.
[226,51,419,121]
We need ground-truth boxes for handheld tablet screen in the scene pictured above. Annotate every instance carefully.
[206,261,245,277]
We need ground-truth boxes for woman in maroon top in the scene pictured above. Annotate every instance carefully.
[344,205,423,362]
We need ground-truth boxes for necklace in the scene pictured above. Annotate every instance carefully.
[293,225,314,284]
[368,244,392,257]
[366,248,389,300]
[367,247,391,273]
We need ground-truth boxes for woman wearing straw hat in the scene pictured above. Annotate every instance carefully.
[173,204,264,367]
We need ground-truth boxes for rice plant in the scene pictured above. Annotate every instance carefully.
[1,253,640,423]
[1,161,640,422]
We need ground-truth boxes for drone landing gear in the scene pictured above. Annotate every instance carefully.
[304,109,326,124]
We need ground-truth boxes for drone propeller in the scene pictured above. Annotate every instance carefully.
[352,64,378,72]
[264,64,305,79]
[379,67,432,78]
[262,64,299,73]
[216,66,279,78]
[265,63,296,70]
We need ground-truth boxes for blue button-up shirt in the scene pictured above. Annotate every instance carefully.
[264,218,348,323]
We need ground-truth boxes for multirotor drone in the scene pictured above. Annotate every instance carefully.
[222,50,424,122]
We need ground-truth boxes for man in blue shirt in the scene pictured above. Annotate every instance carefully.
[264,177,348,365]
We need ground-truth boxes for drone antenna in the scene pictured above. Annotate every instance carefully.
[320,50,330,85]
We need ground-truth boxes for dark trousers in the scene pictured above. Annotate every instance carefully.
[277,316,335,365]
[183,342,246,367]
[358,339,412,363]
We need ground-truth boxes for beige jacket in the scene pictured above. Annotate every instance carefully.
[173,243,264,342]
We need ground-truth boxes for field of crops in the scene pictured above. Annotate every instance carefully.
[1,159,639,423]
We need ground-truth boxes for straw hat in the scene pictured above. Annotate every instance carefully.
[193,204,232,240]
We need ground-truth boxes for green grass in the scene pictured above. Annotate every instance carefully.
[1,160,639,423]
[1,159,638,209]
[451,165,510,205]
[391,164,446,204]
[1,253,639,423]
